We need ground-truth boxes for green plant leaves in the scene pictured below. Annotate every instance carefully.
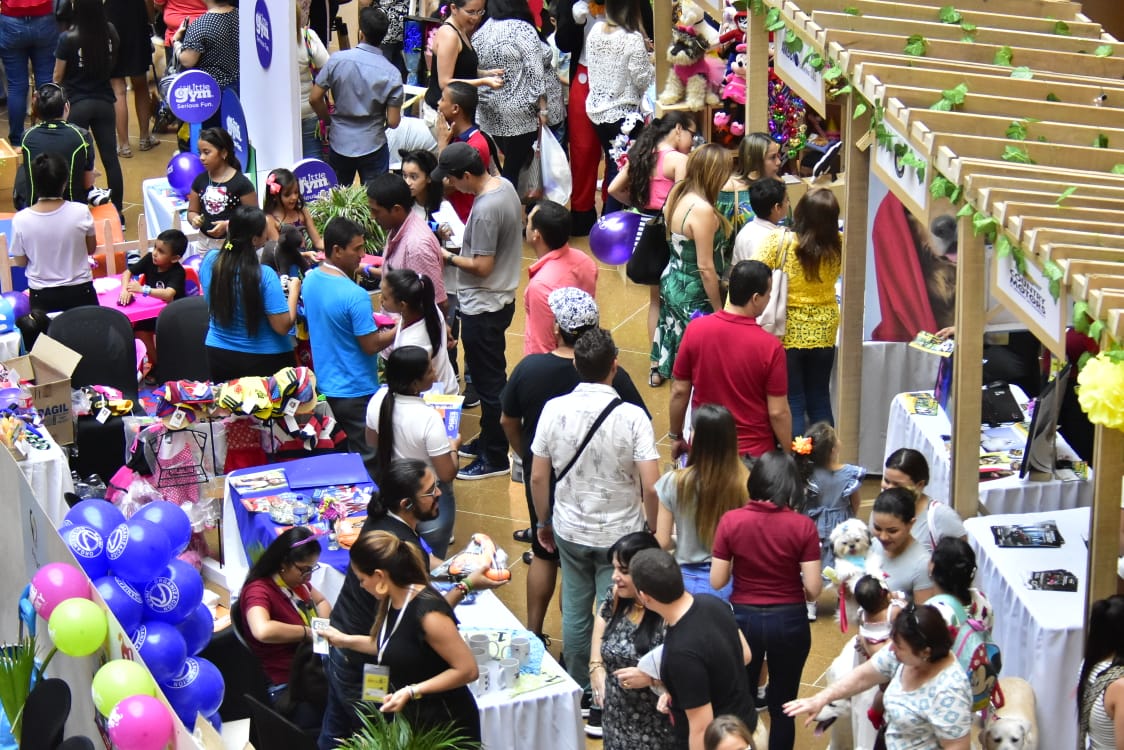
[831,84,854,98]
[1112,164,1124,174]
[1073,300,1091,334]
[1042,259,1064,301]
[900,152,926,181]
[972,211,998,240]
[806,52,825,70]
[1056,186,1077,204]
[1089,319,1105,342]
[750,0,765,15]
[823,64,844,82]
[956,203,975,218]
[1010,66,1034,79]
[1053,20,1070,35]
[764,7,785,31]
[904,34,928,56]
[938,6,962,23]
[1001,145,1036,164]
[993,46,1014,66]
[1095,44,1114,57]
[929,174,964,204]
[843,6,861,15]
[307,184,387,254]
[1006,119,1028,140]
[931,82,968,111]
[1046,92,1061,102]
[1093,133,1110,148]
[853,101,868,119]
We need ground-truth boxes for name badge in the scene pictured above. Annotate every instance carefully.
[362,664,391,702]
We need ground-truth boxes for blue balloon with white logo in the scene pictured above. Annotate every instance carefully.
[61,524,109,578]
[132,501,193,556]
[66,499,126,540]
[107,520,174,584]
[161,657,225,729]
[176,601,214,655]
[94,575,146,633]
[143,559,204,624]
[132,621,189,683]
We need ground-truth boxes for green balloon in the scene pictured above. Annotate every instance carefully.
[92,659,157,717]
[47,598,108,657]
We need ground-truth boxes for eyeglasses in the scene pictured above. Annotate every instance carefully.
[418,483,440,498]
[295,563,321,576]
[459,7,486,16]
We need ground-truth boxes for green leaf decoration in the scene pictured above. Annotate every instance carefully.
[337,705,475,750]
[943,83,968,104]
[961,32,975,42]
[1053,20,1070,35]
[1042,258,1064,282]
[1093,133,1110,148]
[993,45,1014,66]
[939,6,962,23]
[1077,351,1093,370]
[1006,120,1028,140]
[1056,186,1078,204]
[957,203,975,218]
[831,84,854,98]
[1037,135,1048,142]
[1012,246,1027,275]
[1001,144,1036,164]
[1095,44,1114,57]
[764,7,785,31]
[853,101,868,119]
[1010,66,1034,79]
[995,234,1011,258]
[1111,164,1124,174]
[901,152,926,182]
[904,34,928,56]
[1073,300,1091,334]
[843,6,861,15]
[1089,319,1105,342]
[950,185,963,203]
[930,98,954,111]
[1048,278,1061,301]
[972,211,998,239]
[750,0,765,15]
[823,64,844,82]
[930,175,954,199]
[1045,92,1061,102]
[806,52,825,71]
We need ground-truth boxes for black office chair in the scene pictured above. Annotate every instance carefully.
[21,677,71,749]
[200,606,272,722]
[58,737,96,750]
[152,296,210,383]
[49,306,146,480]
[245,695,319,750]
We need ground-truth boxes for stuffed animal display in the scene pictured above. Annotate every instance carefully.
[657,0,724,110]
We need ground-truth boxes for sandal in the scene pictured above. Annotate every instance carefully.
[117,143,133,158]
[513,527,533,544]
[648,366,665,388]
[138,135,159,151]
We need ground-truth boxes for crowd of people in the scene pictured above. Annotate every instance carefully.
[2,0,1117,748]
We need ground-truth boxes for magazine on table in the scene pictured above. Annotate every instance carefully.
[908,331,955,357]
[990,521,1065,548]
[1025,569,1078,591]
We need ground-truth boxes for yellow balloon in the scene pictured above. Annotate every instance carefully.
[92,660,157,717]
[47,598,108,657]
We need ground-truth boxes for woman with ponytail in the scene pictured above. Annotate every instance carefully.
[321,530,481,744]
[366,346,460,557]
[380,268,458,396]
[200,205,300,380]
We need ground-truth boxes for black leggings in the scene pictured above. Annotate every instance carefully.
[494,131,538,188]
[206,346,295,382]
[67,97,123,213]
[29,282,98,313]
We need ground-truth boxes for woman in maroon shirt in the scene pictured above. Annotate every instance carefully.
[711,450,822,750]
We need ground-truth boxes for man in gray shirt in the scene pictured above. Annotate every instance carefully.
[436,142,524,479]
[310,7,403,184]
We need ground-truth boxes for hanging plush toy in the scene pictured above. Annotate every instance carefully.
[712,44,747,146]
[657,0,724,110]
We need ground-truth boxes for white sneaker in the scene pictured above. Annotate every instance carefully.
[806,601,817,621]
[87,186,112,206]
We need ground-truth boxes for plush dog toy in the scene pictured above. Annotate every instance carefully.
[980,677,1038,750]
[658,0,723,110]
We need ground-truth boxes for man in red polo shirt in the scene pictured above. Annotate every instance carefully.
[669,259,792,460]
[523,200,598,355]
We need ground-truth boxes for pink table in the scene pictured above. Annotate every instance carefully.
[93,278,167,323]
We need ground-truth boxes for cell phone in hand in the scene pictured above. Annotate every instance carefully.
[311,618,330,654]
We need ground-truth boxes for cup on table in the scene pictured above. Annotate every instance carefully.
[498,658,520,689]
[470,646,490,666]
[471,670,492,696]
[467,633,501,659]
[503,636,531,667]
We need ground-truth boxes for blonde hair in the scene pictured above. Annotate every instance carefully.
[736,132,774,182]
[666,144,733,238]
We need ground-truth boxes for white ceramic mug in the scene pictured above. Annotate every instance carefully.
[470,646,489,666]
[471,670,492,696]
[468,633,504,659]
[504,636,531,666]
[498,658,520,689]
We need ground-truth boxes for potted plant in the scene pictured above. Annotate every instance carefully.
[307,184,387,256]
[0,636,41,744]
[336,705,476,750]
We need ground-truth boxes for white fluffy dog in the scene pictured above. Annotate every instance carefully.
[825,519,883,628]
[813,642,856,750]
[980,677,1037,750]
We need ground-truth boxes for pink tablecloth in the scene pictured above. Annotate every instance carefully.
[94,278,167,323]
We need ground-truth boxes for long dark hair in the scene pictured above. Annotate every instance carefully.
[604,0,643,33]
[71,0,114,81]
[210,205,268,334]
[626,112,693,208]
[793,421,840,491]
[606,532,664,653]
[792,188,842,283]
[384,269,442,354]
[268,225,312,277]
[198,127,241,171]
[746,450,805,511]
[377,346,432,480]
[1078,595,1124,720]
[400,150,443,215]
[366,458,429,519]
[930,537,976,606]
[676,404,747,549]
[245,526,319,583]
[487,0,534,24]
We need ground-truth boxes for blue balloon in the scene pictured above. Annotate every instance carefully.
[143,559,204,624]
[61,524,109,578]
[206,711,222,733]
[107,520,174,584]
[65,499,126,540]
[132,621,188,683]
[166,152,205,200]
[132,501,193,556]
[175,601,214,656]
[589,210,644,265]
[1,292,30,320]
[161,657,225,729]
[94,575,146,633]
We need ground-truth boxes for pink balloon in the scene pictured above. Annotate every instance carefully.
[107,695,175,750]
[29,563,91,619]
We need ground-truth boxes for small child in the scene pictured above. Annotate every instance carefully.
[261,225,313,288]
[704,714,760,750]
[853,574,905,659]
[118,229,187,380]
[262,167,323,254]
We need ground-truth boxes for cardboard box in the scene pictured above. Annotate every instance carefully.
[2,335,82,445]
[0,139,19,196]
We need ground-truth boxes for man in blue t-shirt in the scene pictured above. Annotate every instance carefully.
[302,217,396,474]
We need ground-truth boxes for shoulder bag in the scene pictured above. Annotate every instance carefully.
[626,208,671,285]
[757,229,791,337]
[555,398,623,483]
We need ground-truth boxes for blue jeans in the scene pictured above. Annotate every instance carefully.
[733,603,811,750]
[555,534,614,693]
[318,647,364,749]
[417,479,455,559]
[786,346,836,437]
[329,144,389,187]
[302,116,324,161]
[0,14,59,144]
[680,562,732,601]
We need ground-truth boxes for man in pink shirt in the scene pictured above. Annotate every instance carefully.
[523,200,598,355]
[367,173,448,311]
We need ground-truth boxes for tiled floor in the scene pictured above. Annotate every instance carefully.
[2,89,857,749]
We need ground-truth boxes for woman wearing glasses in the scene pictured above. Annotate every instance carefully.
[784,603,973,749]
[240,527,332,703]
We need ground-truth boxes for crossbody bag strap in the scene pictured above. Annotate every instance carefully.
[555,398,623,483]
[777,228,791,269]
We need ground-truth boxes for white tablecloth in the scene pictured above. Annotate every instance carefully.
[884,388,1092,514]
[142,177,188,240]
[0,331,22,360]
[13,430,74,525]
[965,507,1088,750]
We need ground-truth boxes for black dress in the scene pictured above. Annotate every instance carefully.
[380,588,481,745]
[105,0,153,77]
[424,22,479,109]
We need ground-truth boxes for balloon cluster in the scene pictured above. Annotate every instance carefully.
[55,498,224,732]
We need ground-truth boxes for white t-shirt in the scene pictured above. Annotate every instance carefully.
[385,315,458,396]
[732,217,781,265]
[9,202,95,289]
[872,647,973,750]
[365,391,451,471]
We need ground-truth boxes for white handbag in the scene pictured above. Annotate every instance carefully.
[757,230,791,337]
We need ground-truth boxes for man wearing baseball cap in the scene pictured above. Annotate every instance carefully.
[435,141,524,480]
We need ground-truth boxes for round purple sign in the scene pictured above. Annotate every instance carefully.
[220,89,249,169]
[166,70,221,124]
[291,159,339,203]
[254,0,273,69]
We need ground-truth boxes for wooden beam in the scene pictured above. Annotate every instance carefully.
[842,49,1124,90]
[950,219,985,518]
[1088,424,1124,612]
[745,5,770,132]
[797,0,1100,36]
[0,235,10,294]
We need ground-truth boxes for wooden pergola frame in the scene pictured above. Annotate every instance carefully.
[747,0,1123,619]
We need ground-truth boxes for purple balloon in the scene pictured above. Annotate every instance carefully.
[132,621,188,683]
[175,601,215,656]
[589,210,644,265]
[66,499,126,540]
[107,520,174,584]
[94,575,146,633]
[62,524,109,579]
[1,291,29,320]
[133,501,193,555]
[161,657,225,729]
[143,559,204,624]
[166,152,205,199]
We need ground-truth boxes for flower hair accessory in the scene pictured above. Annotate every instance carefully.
[792,435,813,455]
[222,241,235,252]
[266,173,282,195]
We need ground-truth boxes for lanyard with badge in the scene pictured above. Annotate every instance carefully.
[362,585,419,702]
